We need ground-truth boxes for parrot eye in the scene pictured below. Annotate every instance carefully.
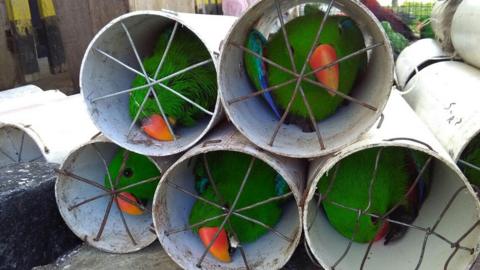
[338,18,354,33]
[123,168,134,178]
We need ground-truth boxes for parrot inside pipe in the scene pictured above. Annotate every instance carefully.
[189,151,290,262]
[104,149,161,215]
[129,24,217,141]
[460,136,480,187]
[317,147,431,244]
[245,10,367,131]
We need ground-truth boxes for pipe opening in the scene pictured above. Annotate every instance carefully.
[81,12,223,156]
[154,149,301,269]
[0,125,44,168]
[219,0,393,158]
[55,141,161,253]
[305,145,480,270]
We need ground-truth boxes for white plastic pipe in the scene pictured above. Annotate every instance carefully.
[0,94,98,167]
[395,38,450,90]
[80,10,237,157]
[55,136,178,253]
[153,125,305,270]
[304,91,480,270]
[430,0,463,53]
[218,0,394,158]
[402,61,480,162]
[0,85,66,115]
[451,0,480,70]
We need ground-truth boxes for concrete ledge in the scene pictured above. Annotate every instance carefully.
[32,240,324,270]
[0,162,80,270]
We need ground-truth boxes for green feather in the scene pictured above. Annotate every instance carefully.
[104,149,161,200]
[381,21,409,55]
[189,151,289,243]
[318,147,411,243]
[265,11,367,121]
[129,24,217,127]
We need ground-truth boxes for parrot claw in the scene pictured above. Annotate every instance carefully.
[198,227,231,263]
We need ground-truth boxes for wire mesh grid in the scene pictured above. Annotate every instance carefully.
[389,1,435,19]
[161,152,298,269]
[87,19,215,144]
[224,0,383,151]
[55,144,161,247]
[0,126,44,166]
[305,142,479,270]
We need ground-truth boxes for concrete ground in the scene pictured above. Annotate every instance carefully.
[31,239,480,270]
[33,240,323,270]
[32,243,181,270]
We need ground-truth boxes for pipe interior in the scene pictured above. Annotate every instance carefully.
[154,150,301,270]
[55,142,158,253]
[459,133,480,187]
[305,146,480,270]
[81,13,217,156]
[219,0,392,157]
[0,125,44,168]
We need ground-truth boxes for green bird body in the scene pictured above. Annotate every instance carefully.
[189,151,289,243]
[104,149,161,200]
[129,25,217,127]
[263,11,367,123]
[318,147,430,243]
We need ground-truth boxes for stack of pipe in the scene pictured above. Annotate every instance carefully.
[1,0,479,269]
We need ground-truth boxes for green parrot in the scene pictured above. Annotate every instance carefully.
[189,151,290,262]
[318,147,431,244]
[104,149,161,215]
[129,24,217,141]
[460,136,480,187]
[381,21,409,57]
[245,10,367,131]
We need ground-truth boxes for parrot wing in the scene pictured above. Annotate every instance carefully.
[245,30,281,119]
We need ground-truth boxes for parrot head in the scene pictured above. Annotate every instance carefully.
[104,149,161,215]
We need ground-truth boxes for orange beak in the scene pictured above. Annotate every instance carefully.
[198,227,231,263]
[116,192,144,215]
[308,44,339,96]
[142,114,174,141]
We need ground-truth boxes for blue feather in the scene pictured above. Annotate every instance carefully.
[247,30,281,119]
